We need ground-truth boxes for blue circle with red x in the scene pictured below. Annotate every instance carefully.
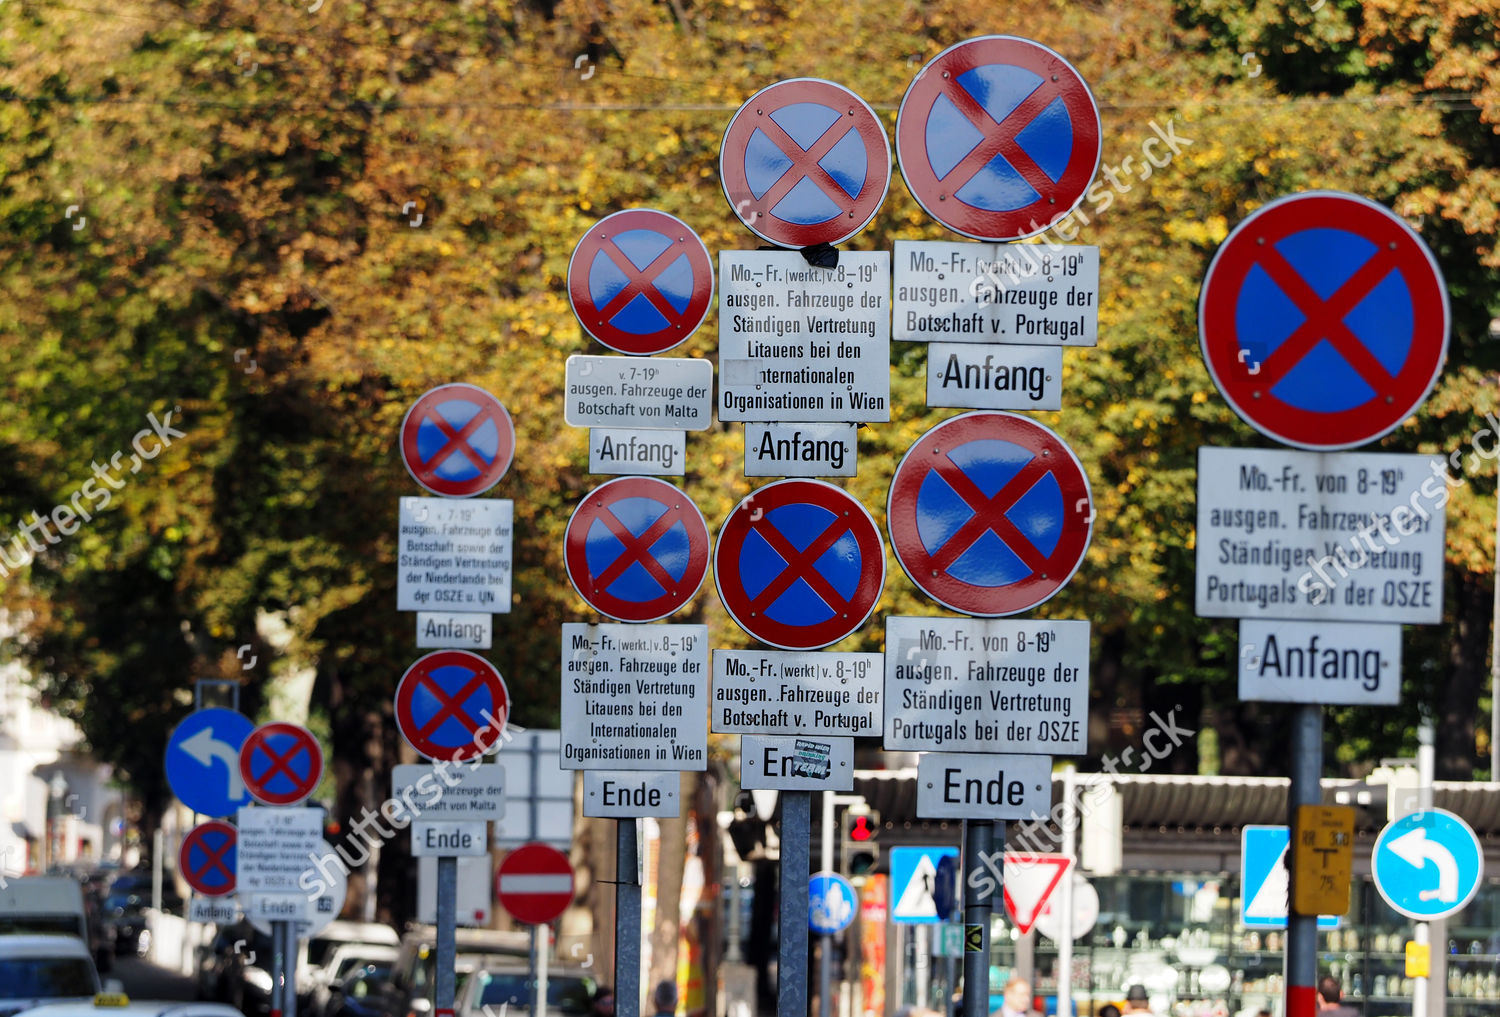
[395,650,509,762]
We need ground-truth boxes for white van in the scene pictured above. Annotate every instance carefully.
[0,934,108,1015]
[0,880,88,941]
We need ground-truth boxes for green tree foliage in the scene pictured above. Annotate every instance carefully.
[0,0,1496,916]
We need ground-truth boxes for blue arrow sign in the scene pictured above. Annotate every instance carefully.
[1373,809,1483,921]
[890,846,958,925]
[808,872,857,935]
[164,708,254,819]
[1241,826,1339,929]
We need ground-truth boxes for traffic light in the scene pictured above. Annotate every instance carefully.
[840,806,880,879]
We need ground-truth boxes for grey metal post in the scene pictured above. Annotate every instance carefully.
[780,791,811,1017]
[436,855,458,1012]
[616,819,642,1017]
[819,790,836,1017]
[531,924,545,1017]
[270,921,285,1017]
[962,820,996,1017]
[819,934,832,1017]
[1285,705,1321,1017]
[284,919,299,1017]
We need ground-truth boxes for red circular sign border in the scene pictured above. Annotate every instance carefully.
[1199,191,1450,450]
[239,722,325,807]
[720,78,892,249]
[564,477,711,623]
[887,411,1093,617]
[896,36,1102,242]
[567,209,715,356]
[400,383,516,498]
[496,842,575,926]
[180,820,238,898]
[393,649,510,763]
[714,478,886,651]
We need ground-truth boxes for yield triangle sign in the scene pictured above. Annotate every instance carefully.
[1003,853,1072,934]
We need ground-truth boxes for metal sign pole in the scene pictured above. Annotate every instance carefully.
[616,819,642,1017]
[779,791,811,1017]
[961,820,996,1017]
[818,790,835,1017]
[285,920,299,1017]
[269,920,285,1017]
[538,924,550,1017]
[530,924,543,1017]
[1284,706,1322,1017]
[436,855,457,1014]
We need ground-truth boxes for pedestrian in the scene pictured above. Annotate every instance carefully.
[1122,984,1154,1014]
[591,986,615,1017]
[1099,1007,1121,1017]
[1317,975,1359,1015]
[994,976,1041,1017]
[651,979,678,1017]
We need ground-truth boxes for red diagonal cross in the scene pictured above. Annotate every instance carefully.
[595,240,689,326]
[745,517,858,615]
[414,672,488,740]
[751,111,863,218]
[250,736,307,789]
[928,455,1056,576]
[589,504,684,594]
[1250,245,1403,391]
[935,76,1060,202]
[421,404,498,474]
[187,836,234,886]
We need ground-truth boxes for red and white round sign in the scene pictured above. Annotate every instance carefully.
[496,842,575,926]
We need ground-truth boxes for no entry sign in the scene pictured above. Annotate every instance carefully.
[897,36,1101,241]
[239,722,324,807]
[564,477,710,623]
[1200,191,1449,450]
[400,383,516,497]
[715,479,885,650]
[497,842,574,925]
[180,820,237,898]
[888,412,1092,616]
[567,209,715,356]
[395,650,509,762]
[721,78,891,248]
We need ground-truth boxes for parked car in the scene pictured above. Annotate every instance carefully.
[454,965,596,1017]
[299,922,400,1011]
[386,928,529,1017]
[0,934,122,1016]
[10,999,243,1017]
[102,888,181,958]
[327,954,488,1017]
[307,943,398,1017]
[194,921,274,1017]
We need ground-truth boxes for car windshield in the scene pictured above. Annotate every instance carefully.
[0,918,84,937]
[474,974,593,1014]
[0,957,98,995]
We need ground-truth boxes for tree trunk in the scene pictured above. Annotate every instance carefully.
[1438,571,1491,779]
[647,775,688,1004]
